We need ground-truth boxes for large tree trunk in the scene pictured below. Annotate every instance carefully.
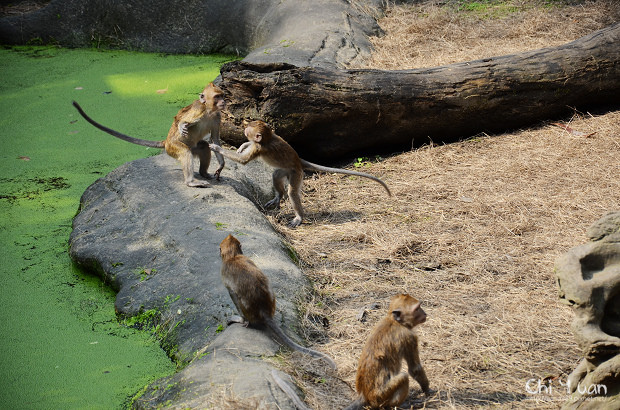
[218,23,620,160]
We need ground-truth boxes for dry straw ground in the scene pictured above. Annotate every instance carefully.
[264,1,620,409]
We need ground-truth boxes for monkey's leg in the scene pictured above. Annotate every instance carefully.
[265,169,288,209]
[287,171,304,228]
[372,372,409,408]
[194,140,213,180]
[171,141,210,188]
[227,315,249,327]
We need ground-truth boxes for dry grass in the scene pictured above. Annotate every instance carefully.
[267,1,620,409]
[357,0,620,70]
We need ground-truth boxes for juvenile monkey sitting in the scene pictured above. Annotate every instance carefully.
[210,120,391,227]
[345,293,431,409]
[218,234,336,369]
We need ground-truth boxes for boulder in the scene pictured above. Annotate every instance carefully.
[69,154,324,408]
[556,211,620,409]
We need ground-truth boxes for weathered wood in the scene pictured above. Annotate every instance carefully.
[218,23,620,160]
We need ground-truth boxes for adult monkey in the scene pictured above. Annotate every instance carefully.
[210,120,391,227]
[72,83,226,187]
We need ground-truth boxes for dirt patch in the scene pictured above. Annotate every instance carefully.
[270,1,620,409]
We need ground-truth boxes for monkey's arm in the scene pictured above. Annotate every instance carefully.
[405,342,430,393]
[176,103,206,136]
[210,143,258,165]
[209,121,226,179]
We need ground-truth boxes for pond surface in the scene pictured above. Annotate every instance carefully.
[0,46,235,408]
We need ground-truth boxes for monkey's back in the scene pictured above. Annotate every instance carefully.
[260,134,303,172]
[221,255,276,324]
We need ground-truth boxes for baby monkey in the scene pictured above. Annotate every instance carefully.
[345,293,430,409]
[219,234,336,369]
[210,120,391,227]
[73,83,226,187]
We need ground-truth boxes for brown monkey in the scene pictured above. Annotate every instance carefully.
[345,294,430,409]
[72,82,226,187]
[210,120,391,227]
[219,234,336,369]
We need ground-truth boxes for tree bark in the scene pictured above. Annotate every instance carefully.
[218,23,620,160]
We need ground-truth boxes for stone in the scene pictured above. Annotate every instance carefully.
[555,211,620,409]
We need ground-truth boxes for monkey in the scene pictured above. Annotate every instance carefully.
[218,234,337,369]
[72,82,226,187]
[271,370,312,410]
[209,120,391,228]
[344,293,430,409]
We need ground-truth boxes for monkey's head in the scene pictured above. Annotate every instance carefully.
[244,120,273,143]
[200,83,225,111]
[389,293,426,329]
[220,234,243,260]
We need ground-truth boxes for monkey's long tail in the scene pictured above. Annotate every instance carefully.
[271,370,312,410]
[266,318,337,370]
[300,159,392,196]
[72,101,165,149]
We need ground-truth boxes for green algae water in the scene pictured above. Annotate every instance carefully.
[0,46,235,408]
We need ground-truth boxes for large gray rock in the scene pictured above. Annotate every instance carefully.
[69,154,323,408]
[0,0,383,68]
[556,211,620,410]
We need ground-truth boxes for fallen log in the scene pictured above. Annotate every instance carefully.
[218,23,620,160]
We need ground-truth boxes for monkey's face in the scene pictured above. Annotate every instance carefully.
[200,83,226,111]
[213,94,226,110]
[412,302,427,325]
[390,294,427,329]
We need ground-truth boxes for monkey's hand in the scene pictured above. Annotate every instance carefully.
[424,388,436,397]
[236,141,252,154]
[209,143,223,153]
[180,123,190,138]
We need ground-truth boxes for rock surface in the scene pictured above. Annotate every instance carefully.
[69,154,326,408]
[556,211,620,410]
[0,0,383,68]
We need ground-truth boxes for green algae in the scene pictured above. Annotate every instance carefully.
[0,46,236,408]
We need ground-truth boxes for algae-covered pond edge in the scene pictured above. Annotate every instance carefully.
[0,45,239,408]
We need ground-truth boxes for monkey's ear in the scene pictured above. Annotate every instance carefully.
[392,309,402,323]
[199,93,206,104]
[253,132,263,142]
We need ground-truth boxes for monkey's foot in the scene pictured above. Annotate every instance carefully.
[264,197,281,209]
[214,169,223,181]
[288,217,302,228]
[186,180,211,188]
[197,171,213,180]
[227,315,248,326]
